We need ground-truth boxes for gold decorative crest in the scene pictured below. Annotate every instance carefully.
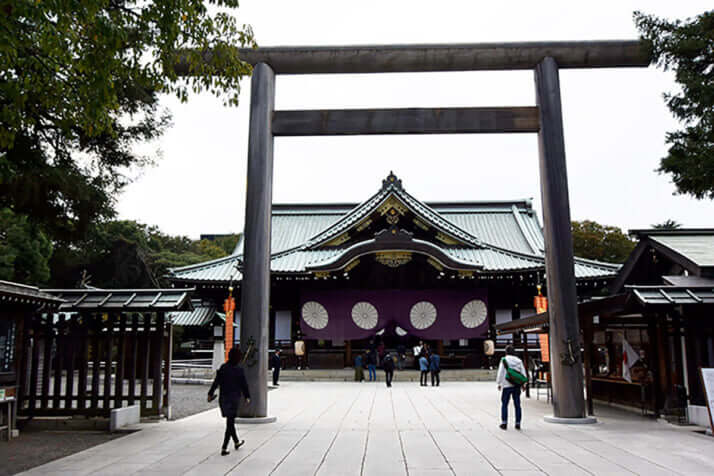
[375,251,412,268]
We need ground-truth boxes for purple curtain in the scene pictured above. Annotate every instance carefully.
[299,289,488,340]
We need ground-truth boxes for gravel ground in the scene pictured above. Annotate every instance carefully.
[0,429,126,476]
[170,383,219,420]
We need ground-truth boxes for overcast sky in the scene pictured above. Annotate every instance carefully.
[117,1,713,239]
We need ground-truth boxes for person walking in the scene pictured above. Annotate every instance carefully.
[496,345,527,430]
[354,353,365,382]
[294,335,306,369]
[269,349,281,386]
[419,354,429,387]
[430,352,441,387]
[367,349,377,382]
[383,352,395,387]
[396,344,406,370]
[208,347,251,455]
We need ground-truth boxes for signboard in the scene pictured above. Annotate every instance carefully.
[700,368,714,433]
[0,388,5,401]
[534,295,549,362]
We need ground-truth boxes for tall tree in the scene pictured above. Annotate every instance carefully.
[652,219,683,230]
[0,208,52,283]
[1,1,256,247]
[50,220,240,288]
[635,10,714,199]
[571,220,635,264]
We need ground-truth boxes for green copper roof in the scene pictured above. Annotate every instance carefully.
[168,173,619,283]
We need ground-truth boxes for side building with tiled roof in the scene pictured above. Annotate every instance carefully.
[168,173,619,368]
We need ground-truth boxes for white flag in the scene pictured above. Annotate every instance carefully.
[622,338,639,383]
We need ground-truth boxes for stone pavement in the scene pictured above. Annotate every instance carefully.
[19,382,714,475]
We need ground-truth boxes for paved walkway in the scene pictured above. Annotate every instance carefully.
[20,382,714,475]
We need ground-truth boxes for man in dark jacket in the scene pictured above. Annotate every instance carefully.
[208,347,251,455]
[366,349,377,381]
[383,352,395,387]
[270,349,281,386]
[430,352,441,387]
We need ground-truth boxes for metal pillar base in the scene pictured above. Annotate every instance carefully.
[543,415,597,424]
[235,416,277,424]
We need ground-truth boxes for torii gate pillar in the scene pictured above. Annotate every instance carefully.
[535,57,593,422]
[238,62,276,422]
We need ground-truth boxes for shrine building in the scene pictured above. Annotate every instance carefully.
[168,173,619,368]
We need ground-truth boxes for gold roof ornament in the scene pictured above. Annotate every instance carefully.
[375,251,412,268]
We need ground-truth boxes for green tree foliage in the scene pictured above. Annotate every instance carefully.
[50,220,240,288]
[652,219,683,229]
[0,208,52,283]
[1,1,255,243]
[635,10,714,199]
[571,220,635,264]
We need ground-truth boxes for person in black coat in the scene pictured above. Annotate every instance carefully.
[208,347,251,455]
[383,352,395,387]
[270,349,281,386]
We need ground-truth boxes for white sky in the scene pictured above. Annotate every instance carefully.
[118,1,714,239]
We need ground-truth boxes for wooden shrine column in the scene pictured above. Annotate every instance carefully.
[239,62,276,421]
[345,341,352,367]
[535,57,588,421]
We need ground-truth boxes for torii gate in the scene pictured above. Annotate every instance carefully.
[178,41,651,423]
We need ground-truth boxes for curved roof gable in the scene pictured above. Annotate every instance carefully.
[304,172,482,250]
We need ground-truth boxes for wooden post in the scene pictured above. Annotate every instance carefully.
[114,314,125,409]
[535,56,587,420]
[28,316,39,414]
[41,318,52,410]
[647,313,663,415]
[655,313,671,410]
[345,340,352,368]
[52,315,64,410]
[65,315,76,410]
[582,314,594,416]
[151,313,163,415]
[239,62,275,419]
[77,314,89,410]
[103,314,114,412]
[90,314,101,412]
[127,314,138,406]
[140,315,150,414]
[163,322,173,420]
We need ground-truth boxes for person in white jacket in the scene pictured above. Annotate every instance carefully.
[496,345,527,430]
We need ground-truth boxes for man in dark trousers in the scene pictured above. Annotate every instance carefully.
[383,352,395,387]
[430,352,441,387]
[270,349,281,386]
[208,347,251,455]
[496,345,527,430]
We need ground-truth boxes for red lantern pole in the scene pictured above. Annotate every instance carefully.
[224,287,235,361]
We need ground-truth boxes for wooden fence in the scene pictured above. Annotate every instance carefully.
[18,312,172,418]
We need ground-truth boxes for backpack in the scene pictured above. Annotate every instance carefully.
[502,357,528,386]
